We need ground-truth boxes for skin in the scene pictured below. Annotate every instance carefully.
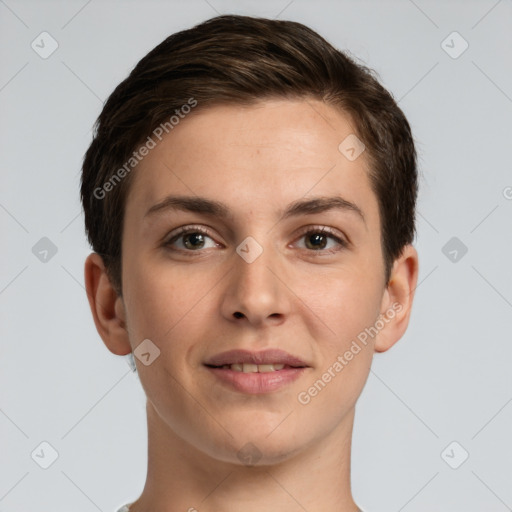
[84,98,419,512]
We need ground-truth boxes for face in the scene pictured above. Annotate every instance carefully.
[119,98,392,464]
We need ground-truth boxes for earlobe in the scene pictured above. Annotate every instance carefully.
[375,244,419,353]
[84,252,132,356]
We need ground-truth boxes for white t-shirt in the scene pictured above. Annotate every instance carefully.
[117,505,367,511]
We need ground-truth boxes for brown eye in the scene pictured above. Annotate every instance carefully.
[181,232,206,250]
[295,227,347,253]
[165,227,217,251]
[304,232,329,250]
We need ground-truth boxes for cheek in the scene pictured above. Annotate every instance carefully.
[294,267,381,385]
[122,253,208,340]
[296,278,378,419]
[293,260,383,333]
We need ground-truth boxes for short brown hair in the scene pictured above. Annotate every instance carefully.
[81,14,418,296]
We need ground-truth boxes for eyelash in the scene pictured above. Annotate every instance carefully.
[163,224,348,255]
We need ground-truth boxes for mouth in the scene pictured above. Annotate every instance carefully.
[203,349,310,394]
[204,364,308,394]
[203,348,310,369]
[204,363,305,372]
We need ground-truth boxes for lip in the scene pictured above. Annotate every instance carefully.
[204,348,309,367]
[206,366,308,394]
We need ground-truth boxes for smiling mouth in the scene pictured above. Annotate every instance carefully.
[205,363,305,373]
[204,361,308,394]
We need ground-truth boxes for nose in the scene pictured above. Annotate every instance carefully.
[220,236,291,327]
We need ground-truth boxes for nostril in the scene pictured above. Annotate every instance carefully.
[233,312,244,318]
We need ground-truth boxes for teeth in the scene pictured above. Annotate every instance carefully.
[221,363,286,372]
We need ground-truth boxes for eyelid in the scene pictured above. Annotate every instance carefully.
[292,224,349,253]
[293,224,347,243]
[164,224,217,245]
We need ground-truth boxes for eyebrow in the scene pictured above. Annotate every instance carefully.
[144,194,366,225]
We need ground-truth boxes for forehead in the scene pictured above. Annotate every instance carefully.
[124,98,379,229]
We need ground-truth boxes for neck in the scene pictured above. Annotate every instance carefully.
[128,401,361,512]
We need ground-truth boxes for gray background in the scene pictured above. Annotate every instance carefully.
[1,0,511,511]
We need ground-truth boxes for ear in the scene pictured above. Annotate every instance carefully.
[375,244,419,353]
[84,252,132,355]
